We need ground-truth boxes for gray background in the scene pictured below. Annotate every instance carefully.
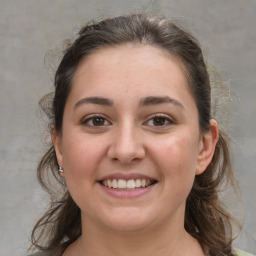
[0,0,255,255]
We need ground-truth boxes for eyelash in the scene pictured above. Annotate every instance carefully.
[81,114,111,127]
[144,114,174,127]
[81,114,174,128]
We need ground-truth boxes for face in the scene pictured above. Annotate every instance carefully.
[53,44,217,233]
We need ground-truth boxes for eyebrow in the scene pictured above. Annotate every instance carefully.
[74,96,114,109]
[74,95,184,110]
[139,96,185,109]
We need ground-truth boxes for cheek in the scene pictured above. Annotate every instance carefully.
[151,132,199,184]
[61,133,107,181]
[60,134,108,209]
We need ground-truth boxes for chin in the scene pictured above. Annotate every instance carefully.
[99,207,155,232]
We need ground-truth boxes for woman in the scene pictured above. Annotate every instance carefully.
[28,14,252,256]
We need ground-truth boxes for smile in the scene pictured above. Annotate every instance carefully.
[100,179,156,190]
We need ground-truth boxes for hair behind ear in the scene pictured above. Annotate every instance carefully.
[185,130,241,256]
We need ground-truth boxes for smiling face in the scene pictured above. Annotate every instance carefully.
[52,44,217,233]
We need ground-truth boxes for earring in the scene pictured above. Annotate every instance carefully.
[58,166,64,176]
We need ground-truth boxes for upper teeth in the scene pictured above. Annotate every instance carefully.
[102,179,152,189]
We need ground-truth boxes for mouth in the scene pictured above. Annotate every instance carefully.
[99,178,157,190]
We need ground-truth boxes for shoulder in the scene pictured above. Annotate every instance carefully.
[234,249,255,256]
[27,252,51,256]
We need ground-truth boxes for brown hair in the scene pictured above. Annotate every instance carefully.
[30,13,241,256]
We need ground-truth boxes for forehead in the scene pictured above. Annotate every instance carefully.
[72,44,189,95]
[64,44,198,121]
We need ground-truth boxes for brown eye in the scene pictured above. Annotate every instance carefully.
[145,115,173,127]
[152,117,167,126]
[82,115,111,127]
[92,117,105,126]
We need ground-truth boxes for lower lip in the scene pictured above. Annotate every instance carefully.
[98,183,156,199]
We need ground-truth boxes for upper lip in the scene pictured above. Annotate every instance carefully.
[98,173,157,181]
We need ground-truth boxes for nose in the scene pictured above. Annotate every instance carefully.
[107,122,146,164]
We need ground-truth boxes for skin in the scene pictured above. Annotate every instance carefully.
[52,44,219,256]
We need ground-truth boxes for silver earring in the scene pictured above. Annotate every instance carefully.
[58,166,64,175]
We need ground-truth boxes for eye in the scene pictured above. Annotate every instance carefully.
[82,115,111,127]
[145,115,174,127]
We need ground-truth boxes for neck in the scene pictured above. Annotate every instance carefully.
[64,212,204,256]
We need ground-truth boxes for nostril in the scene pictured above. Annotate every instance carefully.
[107,134,145,163]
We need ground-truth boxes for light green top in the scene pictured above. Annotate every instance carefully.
[27,249,254,256]
[27,253,48,256]
[235,249,255,256]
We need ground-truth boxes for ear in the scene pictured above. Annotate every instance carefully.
[51,125,65,178]
[196,119,219,175]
